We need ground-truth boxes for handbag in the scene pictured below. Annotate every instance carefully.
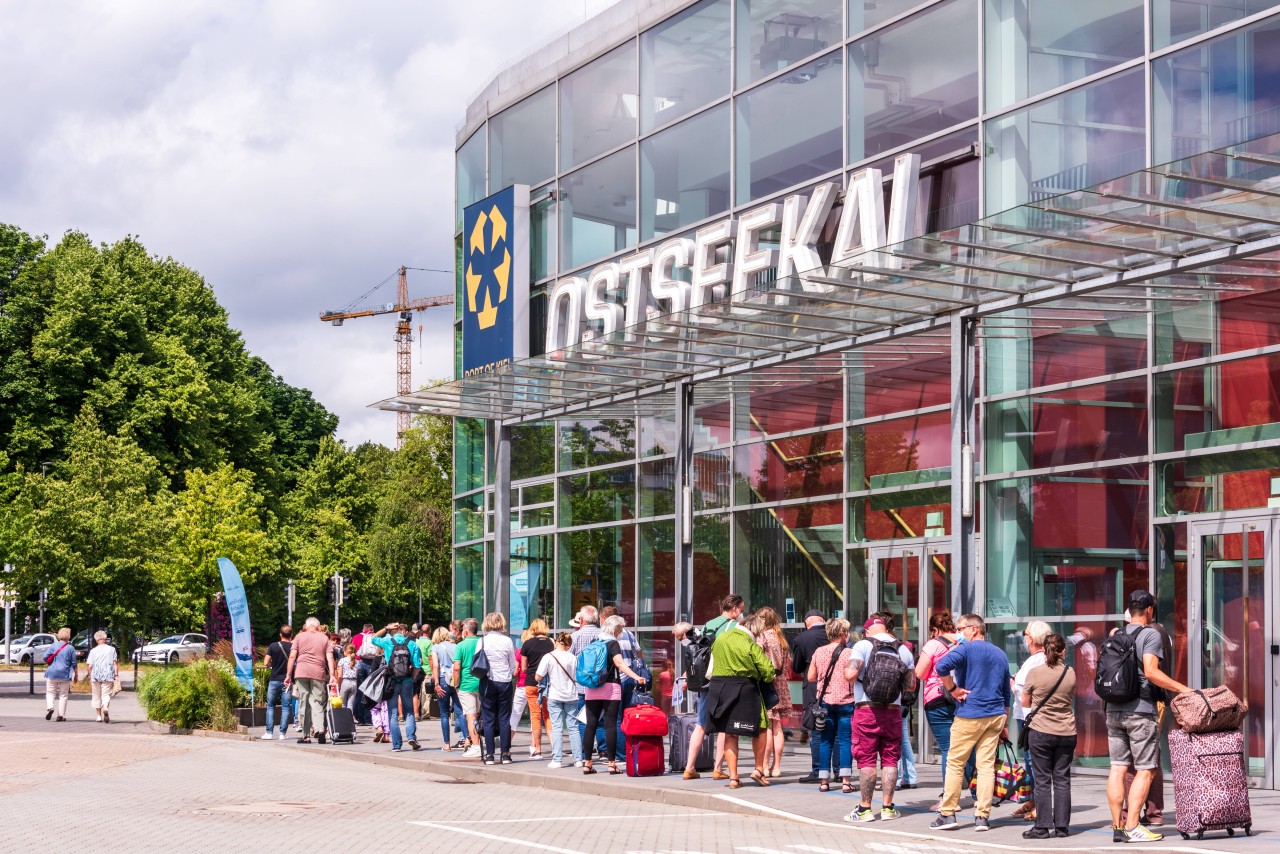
[971,738,1032,804]
[470,637,490,679]
[802,646,843,731]
[1018,664,1070,751]
[759,679,779,711]
[110,678,123,697]
[1170,685,1247,733]
[359,663,391,702]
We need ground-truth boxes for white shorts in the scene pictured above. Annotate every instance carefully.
[458,690,479,716]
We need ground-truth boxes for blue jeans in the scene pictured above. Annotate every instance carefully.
[547,698,583,763]
[899,713,918,785]
[926,703,976,788]
[437,683,462,744]
[817,702,854,779]
[265,680,292,734]
[387,679,417,749]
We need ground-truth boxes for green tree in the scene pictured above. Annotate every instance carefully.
[163,463,273,627]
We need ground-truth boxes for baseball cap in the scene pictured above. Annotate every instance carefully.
[804,609,824,620]
[863,616,886,631]
[1127,589,1155,611]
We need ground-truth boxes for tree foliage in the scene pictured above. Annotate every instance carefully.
[0,226,454,639]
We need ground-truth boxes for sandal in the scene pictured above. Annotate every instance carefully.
[749,770,771,787]
[727,778,743,789]
[583,763,597,775]
[608,762,622,775]
[842,780,854,795]
[819,780,831,792]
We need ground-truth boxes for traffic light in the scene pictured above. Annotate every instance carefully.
[326,576,337,605]
[335,575,346,607]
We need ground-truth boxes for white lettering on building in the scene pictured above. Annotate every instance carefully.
[545,153,921,353]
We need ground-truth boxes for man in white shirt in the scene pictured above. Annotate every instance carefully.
[843,612,916,823]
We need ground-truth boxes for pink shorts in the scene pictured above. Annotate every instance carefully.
[853,704,903,769]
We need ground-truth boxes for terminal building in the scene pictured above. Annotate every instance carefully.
[385,0,1280,782]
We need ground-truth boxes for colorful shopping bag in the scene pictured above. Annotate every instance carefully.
[969,738,1031,804]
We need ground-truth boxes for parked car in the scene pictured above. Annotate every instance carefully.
[5,633,57,665]
[131,633,208,664]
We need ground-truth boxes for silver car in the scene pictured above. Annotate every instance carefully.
[131,633,208,664]
[5,633,57,665]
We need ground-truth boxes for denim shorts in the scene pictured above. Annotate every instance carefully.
[1106,712,1159,770]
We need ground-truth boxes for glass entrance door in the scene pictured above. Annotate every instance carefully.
[868,540,952,763]
[1188,517,1276,787]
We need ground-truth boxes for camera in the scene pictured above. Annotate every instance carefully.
[813,708,828,731]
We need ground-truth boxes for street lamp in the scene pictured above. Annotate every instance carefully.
[39,461,53,477]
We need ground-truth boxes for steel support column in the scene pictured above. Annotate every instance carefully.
[673,380,695,625]
[493,423,512,617]
[950,314,978,614]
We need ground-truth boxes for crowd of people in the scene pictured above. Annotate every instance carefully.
[38,587,1188,843]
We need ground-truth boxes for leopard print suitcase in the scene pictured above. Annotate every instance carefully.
[1168,728,1252,840]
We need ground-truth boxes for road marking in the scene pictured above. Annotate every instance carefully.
[786,847,847,854]
[408,821,590,853]
[442,813,706,824]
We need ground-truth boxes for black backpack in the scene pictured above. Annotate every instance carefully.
[861,637,910,705]
[1094,626,1151,704]
[389,638,413,680]
[685,623,724,693]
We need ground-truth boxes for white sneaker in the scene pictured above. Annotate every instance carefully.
[259,732,274,740]
[573,759,584,768]
[547,760,564,769]
[463,745,482,758]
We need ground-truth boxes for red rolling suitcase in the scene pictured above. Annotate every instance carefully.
[625,734,665,776]
[1168,728,1252,840]
[621,704,668,737]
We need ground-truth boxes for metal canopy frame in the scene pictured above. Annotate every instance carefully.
[380,133,1280,427]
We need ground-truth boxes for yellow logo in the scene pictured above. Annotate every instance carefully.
[464,203,511,330]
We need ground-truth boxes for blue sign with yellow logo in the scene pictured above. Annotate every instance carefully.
[462,185,529,377]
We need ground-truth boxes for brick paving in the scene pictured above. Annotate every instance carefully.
[2,688,1278,853]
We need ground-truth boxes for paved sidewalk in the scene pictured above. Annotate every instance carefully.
[4,688,1277,853]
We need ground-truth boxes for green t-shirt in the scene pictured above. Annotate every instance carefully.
[416,637,433,668]
[704,615,733,637]
[456,635,480,693]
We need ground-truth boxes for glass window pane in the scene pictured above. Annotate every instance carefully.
[737,50,843,202]
[848,351,952,420]
[639,415,678,457]
[454,418,486,493]
[559,419,636,470]
[640,104,731,241]
[866,128,981,229]
[849,0,979,162]
[531,190,556,282]
[1153,14,1280,162]
[1155,352,1280,456]
[986,0,1143,111]
[454,492,485,543]
[560,465,636,527]
[510,534,554,632]
[558,524,637,625]
[456,128,486,230]
[849,0,936,35]
[454,543,485,621]
[489,85,556,191]
[641,0,732,133]
[1155,276,1280,365]
[736,372,844,439]
[560,147,637,270]
[560,41,638,169]
[983,311,1148,396]
[737,501,844,620]
[1153,0,1279,49]
[735,429,843,503]
[985,68,1146,212]
[851,496,952,541]
[692,513,732,622]
[694,449,734,509]
[737,0,842,87]
[638,521,676,626]
[511,423,556,481]
[640,457,677,517]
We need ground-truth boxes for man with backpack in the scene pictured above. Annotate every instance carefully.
[1100,590,1189,844]
[843,613,916,822]
[371,622,423,751]
[931,614,1011,833]
[680,594,743,780]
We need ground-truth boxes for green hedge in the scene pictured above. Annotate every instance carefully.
[137,658,247,731]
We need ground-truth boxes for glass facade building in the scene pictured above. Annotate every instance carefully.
[433,0,1280,783]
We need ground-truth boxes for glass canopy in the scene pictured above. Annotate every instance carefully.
[383,132,1280,425]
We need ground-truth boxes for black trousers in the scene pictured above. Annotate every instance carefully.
[479,678,514,756]
[584,699,621,762]
[1028,730,1076,830]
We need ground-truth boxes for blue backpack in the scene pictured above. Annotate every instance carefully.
[575,640,610,688]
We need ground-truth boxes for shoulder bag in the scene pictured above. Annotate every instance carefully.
[802,646,843,731]
[470,636,491,680]
[1017,664,1071,751]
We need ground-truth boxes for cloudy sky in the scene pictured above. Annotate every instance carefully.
[0,0,612,447]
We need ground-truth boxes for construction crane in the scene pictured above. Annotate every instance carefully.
[320,265,453,444]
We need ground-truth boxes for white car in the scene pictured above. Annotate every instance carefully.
[5,633,57,665]
[131,633,208,664]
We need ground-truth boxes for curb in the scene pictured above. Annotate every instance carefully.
[139,720,255,741]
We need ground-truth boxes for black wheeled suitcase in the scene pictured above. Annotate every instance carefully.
[327,706,357,744]
[668,712,714,772]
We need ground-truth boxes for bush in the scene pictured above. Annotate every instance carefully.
[137,658,247,731]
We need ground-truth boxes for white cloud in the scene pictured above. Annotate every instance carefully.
[0,0,604,447]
